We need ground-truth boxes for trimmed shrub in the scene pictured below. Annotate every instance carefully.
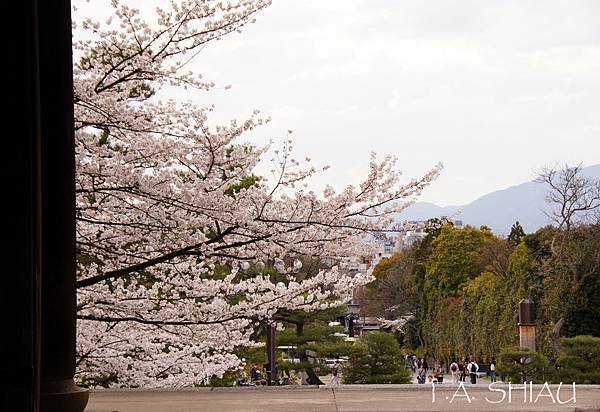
[554,335,600,384]
[497,347,551,383]
[343,332,411,384]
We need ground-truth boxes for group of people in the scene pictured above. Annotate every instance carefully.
[449,356,479,384]
[405,354,445,384]
[249,364,269,386]
[248,363,296,386]
[405,353,497,385]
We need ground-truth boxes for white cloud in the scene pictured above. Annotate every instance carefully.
[82,0,600,205]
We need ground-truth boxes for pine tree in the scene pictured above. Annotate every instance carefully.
[508,221,526,246]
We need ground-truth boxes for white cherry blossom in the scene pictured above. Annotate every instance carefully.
[73,0,441,387]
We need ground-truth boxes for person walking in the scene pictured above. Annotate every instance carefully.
[417,366,426,384]
[434,362,444,383]
[329,361,341,386]
[467,356,479,384]
[406,354,415,374]
[458,360,466,382]
[490,356,497,382]
[422,357,429,372]
[449,361,460,384]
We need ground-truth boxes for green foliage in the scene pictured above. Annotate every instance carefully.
[366,221,600,378]
[424,225,492,297]
[236,345,266,368]
[367,250,418,319]
[127,83,155,100]
[563,269,600,338]
[497,347,551,383]
[224,175,261,196]
[275,315,350,379]
[508,221,526,246]
[461,271,507,358]
[559,225,600,337]
[342,332,411,384]
[276,323,342,347]
[411,346,426,359]
[98,130,109,146]
[418,226,517,360]
[425,217,454,237]
[554,335,600,384]
[208,370,242,387]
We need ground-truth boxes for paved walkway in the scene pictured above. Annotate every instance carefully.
[86,384,600,412]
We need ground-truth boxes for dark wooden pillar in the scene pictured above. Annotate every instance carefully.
[2,1,88,411]
[38,1,89,410]
[2,2,42,410]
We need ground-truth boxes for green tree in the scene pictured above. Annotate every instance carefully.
[420,225,499,360]
[536,164,600,352]
[424,225,492,297]
[276,306,349,385]
[366,250,419,342]
[366,220,453,351]
[522,225,600,354]
[554,335,600,384]
[508,221,526,247]
[497,347,551,383]
[343,332,410,384]
[363,217,600,374]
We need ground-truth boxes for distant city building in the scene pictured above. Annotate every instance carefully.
[399,221,428,248]
[370,236,396,267]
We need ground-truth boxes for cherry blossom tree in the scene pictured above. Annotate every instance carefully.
[72,0,441,387]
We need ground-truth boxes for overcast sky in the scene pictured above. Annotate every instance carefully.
[83,0,600,206]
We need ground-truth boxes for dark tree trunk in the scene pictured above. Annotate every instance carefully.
[296,322,304,337]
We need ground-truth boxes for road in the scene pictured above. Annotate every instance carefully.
[86,384,600,411]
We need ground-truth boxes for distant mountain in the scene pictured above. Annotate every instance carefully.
[396,164,600,234]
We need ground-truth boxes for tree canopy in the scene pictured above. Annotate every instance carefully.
[343,332,410,384]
